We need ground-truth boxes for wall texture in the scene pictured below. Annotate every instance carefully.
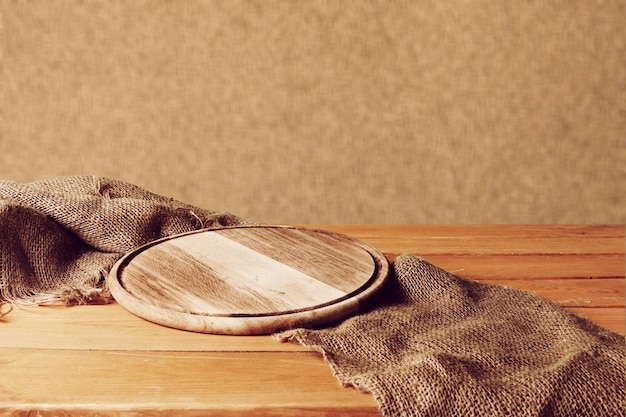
[1,1,624,224]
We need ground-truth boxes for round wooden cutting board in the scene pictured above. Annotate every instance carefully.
[107,225,389,335]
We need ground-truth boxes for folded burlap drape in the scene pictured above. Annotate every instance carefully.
[0,176,245,304]
[279,255,625,417]
[1,176,623,417]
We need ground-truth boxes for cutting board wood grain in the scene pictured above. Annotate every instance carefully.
[107,225,389,335]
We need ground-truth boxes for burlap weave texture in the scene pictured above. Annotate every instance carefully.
[0,176,245,304]
[279,256,626,417]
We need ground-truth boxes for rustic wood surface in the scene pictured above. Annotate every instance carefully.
[2,225,624,416]
[107,226,389,334]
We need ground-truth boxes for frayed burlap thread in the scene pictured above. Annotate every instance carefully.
[0,176,246,305]
[278,255,626,417]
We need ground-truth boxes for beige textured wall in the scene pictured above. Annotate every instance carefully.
[1,1,624,224]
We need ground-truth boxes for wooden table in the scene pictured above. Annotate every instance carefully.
[2,225,624,416]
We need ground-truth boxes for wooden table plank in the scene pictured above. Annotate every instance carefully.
[484,278,625,308]
[308,224,624,239]
[304,225,625,255]
[412,254,624,280]
[2,225,624,416]
[0,348,378,416]
[0,304,307,352]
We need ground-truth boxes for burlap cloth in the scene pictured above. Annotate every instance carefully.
[279,256,626,416]
[0,176,245,304]
[1,177,624,416]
